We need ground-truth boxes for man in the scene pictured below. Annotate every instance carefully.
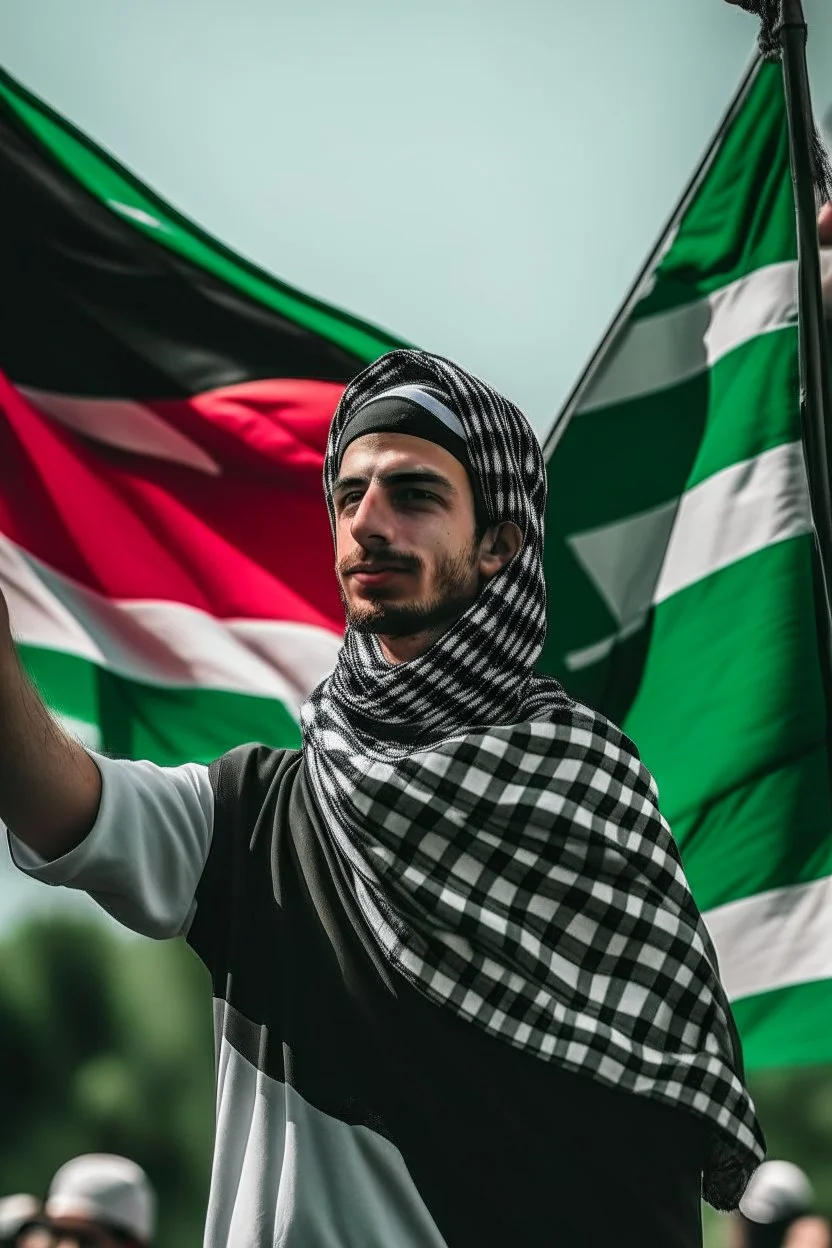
[16,1156,155,1248]
[732,1161,831,1248]
[1,350,763,1246]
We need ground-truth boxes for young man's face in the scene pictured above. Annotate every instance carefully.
[332,432,487,657]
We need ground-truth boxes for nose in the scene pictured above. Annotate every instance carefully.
[349,482,396,549]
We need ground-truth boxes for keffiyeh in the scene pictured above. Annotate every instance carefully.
[301,348,764,1208]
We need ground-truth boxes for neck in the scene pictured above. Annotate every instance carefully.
[379,626,448,664]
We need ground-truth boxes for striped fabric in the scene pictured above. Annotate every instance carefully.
[539,59,832,1071]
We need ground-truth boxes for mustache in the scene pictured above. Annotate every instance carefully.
[337,549,422,576]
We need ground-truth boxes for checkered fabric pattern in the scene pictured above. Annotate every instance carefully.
[301,349,764,1209]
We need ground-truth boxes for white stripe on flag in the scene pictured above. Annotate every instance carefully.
[704,875,832,1002]
[566,440,811,669]
[576,261,800,414]
[0,535,342,706]
[20,388,222,475]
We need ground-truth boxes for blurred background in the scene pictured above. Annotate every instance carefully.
[2,1,832,1244]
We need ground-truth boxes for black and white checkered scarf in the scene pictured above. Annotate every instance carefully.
[301,349,764,1208]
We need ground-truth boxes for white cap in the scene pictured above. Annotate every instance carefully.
[0,1195,41,1240]
[739,1160,814,1225]
[45,1155,155,1244]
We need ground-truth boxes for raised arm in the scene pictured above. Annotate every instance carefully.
[0,584,101,858]
[0,585,215,939]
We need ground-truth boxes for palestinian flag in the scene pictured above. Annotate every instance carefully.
[0,65,406,764]
[540,59,832,1070]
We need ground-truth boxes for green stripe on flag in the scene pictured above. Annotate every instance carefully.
[733,981,832,1070]
[539,58,832,1070]
[20,645,301,766]
[0,69,407,366]
[542,328,801,547]
[635,63,795,318]
[628,540,831,904]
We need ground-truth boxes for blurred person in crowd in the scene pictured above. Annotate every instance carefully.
[731,1161,832,1248]
[16,1156,155,1248]
[785,1223,832,1248]
[0,1196,41,1248]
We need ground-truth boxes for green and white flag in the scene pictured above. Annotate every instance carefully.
[540,59,832,1071]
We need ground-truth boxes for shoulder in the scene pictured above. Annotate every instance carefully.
[209,743,301,814]
[529,690,639,758]
[560,699,640,757]
[526,696,660,805]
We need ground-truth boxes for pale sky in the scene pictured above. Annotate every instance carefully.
[1,0,832,928]
[4,0,832,442]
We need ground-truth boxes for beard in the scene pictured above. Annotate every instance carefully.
[339,544,480,639]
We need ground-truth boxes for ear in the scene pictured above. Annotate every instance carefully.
[477,521,523,581]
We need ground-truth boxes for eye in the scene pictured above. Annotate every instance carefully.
[398,488,439,504]
[336,490,364,510]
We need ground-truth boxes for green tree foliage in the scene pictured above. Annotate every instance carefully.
[0,917,214,1248]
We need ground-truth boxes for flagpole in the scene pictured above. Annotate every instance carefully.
[778,0,832,670]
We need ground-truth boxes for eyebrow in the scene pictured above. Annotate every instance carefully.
[331,469,458,496]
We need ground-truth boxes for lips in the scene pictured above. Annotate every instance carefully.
[350,568,407,588]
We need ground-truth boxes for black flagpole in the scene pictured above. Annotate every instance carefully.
[778,0,832,696]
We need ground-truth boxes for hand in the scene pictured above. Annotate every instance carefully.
[820,204,832,318]
[820,203,832,248]
[0,582,12,656]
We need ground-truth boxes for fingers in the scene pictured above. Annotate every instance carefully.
[819,203,832,247]
[820,205,832,317]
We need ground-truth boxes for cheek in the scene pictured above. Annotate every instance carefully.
[334,518,352,561]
